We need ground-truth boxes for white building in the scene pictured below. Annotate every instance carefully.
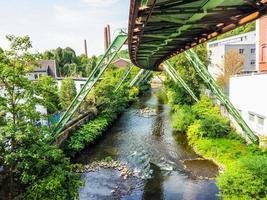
[208,31,257,79]
[57,77,88,93]
[230,73,267,136]
[229,17,267,137]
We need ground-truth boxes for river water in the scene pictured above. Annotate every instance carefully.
[76,88,219,200]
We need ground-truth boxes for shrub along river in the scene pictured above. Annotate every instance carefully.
[75,87,219,200]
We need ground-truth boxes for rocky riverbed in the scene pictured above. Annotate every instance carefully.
[77,159,135,180]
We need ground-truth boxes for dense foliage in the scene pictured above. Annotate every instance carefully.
[34,76,61,114]
[60,77,77,108]
[43,47,97,77]
[64,66,142,156]
[0,36,82,199]
[217,21,256,40]
[167,90,267,199]
[165,44,208,106]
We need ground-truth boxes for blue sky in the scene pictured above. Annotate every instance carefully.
[0,0,129,55]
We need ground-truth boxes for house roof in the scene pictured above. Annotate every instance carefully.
[34,60,57,78]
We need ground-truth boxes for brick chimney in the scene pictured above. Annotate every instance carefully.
[107,24,111,47]
[104,26,108,51]
[258,15,267,72]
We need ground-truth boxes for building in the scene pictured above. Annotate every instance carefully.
[113,57,131,68]
[229,16,267,137]
[230,72,267,136]
[27,60,57,81]
[208,31,257,79]
[57,77,88,93]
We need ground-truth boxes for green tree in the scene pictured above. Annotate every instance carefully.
[166,44,208,105]
[0,35,82,199]
[60,77,77,108]
[34,76,61,114]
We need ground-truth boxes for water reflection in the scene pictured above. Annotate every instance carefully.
[142,164,164,200]
[76,88,219,200]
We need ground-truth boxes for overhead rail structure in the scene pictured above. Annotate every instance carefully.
[52,32,128,139]
[185,49,259,143]
[163,61,199,102]
[128,0,267,70]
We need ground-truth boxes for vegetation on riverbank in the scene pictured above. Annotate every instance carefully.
[168,92,267,199]
[0,36,83,200]
[165,42,267,199]
[63,66,148,156]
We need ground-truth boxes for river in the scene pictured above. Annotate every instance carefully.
[76,87,219,200]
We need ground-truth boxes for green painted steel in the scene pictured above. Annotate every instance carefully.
[129,69,145,87]
[129,0,267,70]
[185,49,259,144]
[115,65,134,91]
[163,61,199,102]
[136,70,152,85]
[52,33,128,139]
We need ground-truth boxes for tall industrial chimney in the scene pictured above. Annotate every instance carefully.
[84,39,88,57]
[104,26,108,51]
[107,25,111,47]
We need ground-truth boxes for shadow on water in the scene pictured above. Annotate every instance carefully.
[76,87,219,200]
[142,163,164,200]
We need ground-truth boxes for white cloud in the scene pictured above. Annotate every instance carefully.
[0,0,129,56]
[81,0,119,7]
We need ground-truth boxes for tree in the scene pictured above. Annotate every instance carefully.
[166,44,208,105]
[217,49,244,87]
[34,76,61,114]
[0,35,82,199]
[60,77,77,108]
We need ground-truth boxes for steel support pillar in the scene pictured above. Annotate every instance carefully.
[52,33,128,139]
[115,65,134,91]
[163,61,199,102]
[129,69,145,87]
[185,49,259,144]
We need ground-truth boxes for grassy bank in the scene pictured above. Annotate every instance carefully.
[63,86,139,156]
[169,93,267,200]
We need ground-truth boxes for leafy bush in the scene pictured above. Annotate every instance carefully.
[199,115,231,138]
[187,120,202,145]
[172,105,196,133]
[217,155,267,199]
[192,94,220,119]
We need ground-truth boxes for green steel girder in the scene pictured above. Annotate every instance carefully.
[129,69,152,87]
[128,0,267,70]
[129,69,145,87]
[163,61,199,102]
[52,33,128,139]
[185,49,259,144]
[115,65,134,91]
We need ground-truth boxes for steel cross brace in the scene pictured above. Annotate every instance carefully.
[129,69,152,88]
[163,61,199,102]
[185,49,259,144]
[115,65,134,92]
[52,33,128,139]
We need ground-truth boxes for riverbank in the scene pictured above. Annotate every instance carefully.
[75,87,219,200]
[168,92,267,199]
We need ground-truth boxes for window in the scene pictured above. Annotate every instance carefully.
[249,113,255,122]
[250,60,255,65]
[34,74,38,80]
[257,116,265,126]
[251,48,256,54]
[239,49,244,54]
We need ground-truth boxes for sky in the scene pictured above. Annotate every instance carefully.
[0,0,130,56]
